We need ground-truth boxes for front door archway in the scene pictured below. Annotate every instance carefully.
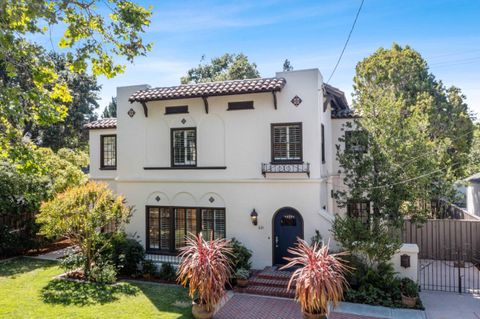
[272,207,304,265]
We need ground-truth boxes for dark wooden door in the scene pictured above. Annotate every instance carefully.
[273,208,303,265]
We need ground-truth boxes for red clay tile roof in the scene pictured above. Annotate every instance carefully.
[128,77,286,103]
[84,118,117,129]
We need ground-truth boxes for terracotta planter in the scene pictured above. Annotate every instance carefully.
[236,278,249,288]
[302,310,327,319]
[401,294,418,308]
[191,300,214,319]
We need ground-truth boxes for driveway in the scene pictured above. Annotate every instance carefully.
[421,291,480,319]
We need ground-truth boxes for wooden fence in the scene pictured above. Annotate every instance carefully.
[403,219,480,262]
[0,213,35,230]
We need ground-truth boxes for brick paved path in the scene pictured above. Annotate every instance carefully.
[214,294,385,319]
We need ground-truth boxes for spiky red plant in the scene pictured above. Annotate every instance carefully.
[177,233,232,312]
[280,239,348,315]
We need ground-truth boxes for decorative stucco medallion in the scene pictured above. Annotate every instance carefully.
[127,108,136,118]
[155,195,161,202]
[181,118,187,124]
[291,95,302,107]
[209,196,215,203]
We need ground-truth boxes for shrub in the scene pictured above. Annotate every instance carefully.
[142,260,157,278]
[158,262,176,281]
[235,268,250,280]
[109,233,145,276]
[61,250,86,273]
[37,181,131,281]
[401,278,419,298]
[280,239,348,315]
[228,238,252,272]
[177,234,232,312]
[90,262,117,284]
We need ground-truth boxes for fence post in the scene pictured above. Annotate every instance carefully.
[390,243,419,282]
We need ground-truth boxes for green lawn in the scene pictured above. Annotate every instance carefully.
[0,258,193,319]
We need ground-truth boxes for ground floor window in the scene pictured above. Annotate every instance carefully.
[146,206,226,253]
[347,201,370,225]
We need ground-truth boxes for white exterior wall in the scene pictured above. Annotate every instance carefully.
[89,69,351,268]
[88,128,117,192]
[466,183,480,217]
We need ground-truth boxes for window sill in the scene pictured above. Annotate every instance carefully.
[100,167,116,170]
[270,161,304,165]
[144,166,226,170]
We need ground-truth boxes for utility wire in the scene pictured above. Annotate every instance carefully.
[326,0,365,84]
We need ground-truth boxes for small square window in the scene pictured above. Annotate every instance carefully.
[271,123,303,163]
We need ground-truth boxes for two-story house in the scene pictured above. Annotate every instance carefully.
[86,68,355,269]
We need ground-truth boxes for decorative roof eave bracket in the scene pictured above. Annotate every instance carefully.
[140,101,148,117]
[272,90,278,110]
[202,96,209,114]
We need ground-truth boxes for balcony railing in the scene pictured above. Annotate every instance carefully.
[261,162,310,177]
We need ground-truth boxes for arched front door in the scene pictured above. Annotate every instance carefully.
[272,207,304,265]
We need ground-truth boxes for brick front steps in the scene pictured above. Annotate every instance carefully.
[235,266,296,298]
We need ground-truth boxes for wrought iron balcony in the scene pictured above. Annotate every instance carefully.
[261,162,310,177]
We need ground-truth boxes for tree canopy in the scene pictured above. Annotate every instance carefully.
[333,44,474,264]
[0,0,152,160]
[181,53,260,84]
[102,97,117,118]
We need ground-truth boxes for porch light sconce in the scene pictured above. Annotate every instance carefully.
[250,209,258,226]
[400,254,410,268]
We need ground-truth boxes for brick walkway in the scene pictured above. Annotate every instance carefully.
[214,294,385,319]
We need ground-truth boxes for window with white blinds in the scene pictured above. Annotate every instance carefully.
[201,208,226,241]
[171,128,196,166]
[271,123,302,162]
[147,206,225,252]
[147,207,170,250]
[100,135,116,169]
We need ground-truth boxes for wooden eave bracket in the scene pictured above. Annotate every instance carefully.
[140,101,148,117]
[272,91,278,109]
[202,96,209,114]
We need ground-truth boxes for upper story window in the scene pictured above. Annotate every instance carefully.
[347,201,370,225]
[271,123,302,163]
[227,101,254,111]
[171,128,196,167]
[165,105,188,115]
[100,134,116,169]
[345,130,368,153]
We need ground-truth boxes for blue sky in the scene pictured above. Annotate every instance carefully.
[93,0,480,116]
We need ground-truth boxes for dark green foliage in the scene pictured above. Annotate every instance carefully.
[228,238,252,272]
[61,251,87,273]
[102,97,117,118]
[108,233,145,276]
[27,53,100,151]
[142,260,157,278]
[181,53,260,84]
[157,263,177,281]
[343,255,422,309]
[401,277,419,298]
[283,59,293,71]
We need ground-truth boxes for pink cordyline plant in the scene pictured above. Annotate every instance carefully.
[280,239,349,316]
[177,233,232,313]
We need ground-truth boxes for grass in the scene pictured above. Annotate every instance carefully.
[0,258,193,319]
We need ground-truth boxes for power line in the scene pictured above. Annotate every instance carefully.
[326,0,365,84]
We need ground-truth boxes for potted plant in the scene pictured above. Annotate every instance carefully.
[400,278,419,307]
[235,268,250,288]
[280,239,348,319]
[177,233,232,319]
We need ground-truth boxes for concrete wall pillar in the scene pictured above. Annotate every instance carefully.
[390,243,419,282]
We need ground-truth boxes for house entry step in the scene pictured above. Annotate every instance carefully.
[236,266,295,299]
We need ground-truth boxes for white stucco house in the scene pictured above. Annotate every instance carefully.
[85,68,358,269]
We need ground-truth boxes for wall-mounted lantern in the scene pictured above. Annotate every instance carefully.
[250,209,258,226]
[400,254,411,268]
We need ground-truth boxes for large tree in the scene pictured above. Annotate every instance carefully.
[102,97,117,118]
[0,0,152,161]
[333,44,474,264]
[26,53,101,150]
[181,53,260,84]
